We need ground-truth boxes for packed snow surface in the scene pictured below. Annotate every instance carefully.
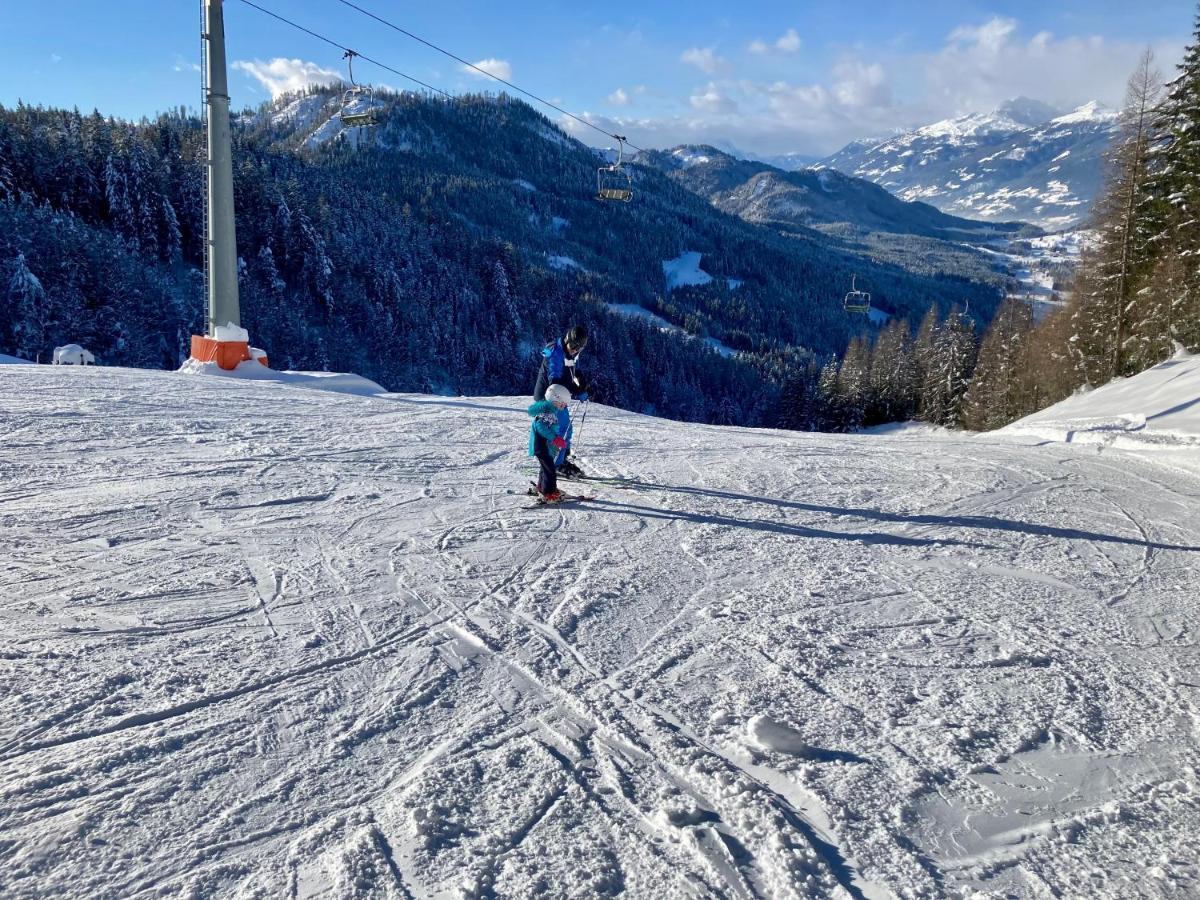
[662,251,714,291]
[3,365,1200,898]
[605,303,736,358]
[546,254,586,272]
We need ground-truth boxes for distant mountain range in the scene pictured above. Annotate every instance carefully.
[643,144,1029,241]
[816,98,1120,230]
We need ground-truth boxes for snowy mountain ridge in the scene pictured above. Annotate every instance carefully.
[2,359,1199,897]
[645,143,1029,241]
[820,97,1120,228]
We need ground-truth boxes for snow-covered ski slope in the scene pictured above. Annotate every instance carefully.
[2,363,1199,899]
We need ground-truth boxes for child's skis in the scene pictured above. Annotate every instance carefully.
[511,484,596,508]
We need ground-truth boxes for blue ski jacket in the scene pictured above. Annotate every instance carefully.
[527,400,573,461]
[533,339,584,401]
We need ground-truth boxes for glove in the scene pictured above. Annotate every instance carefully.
[578,392,589,402]
[552,437,567,451]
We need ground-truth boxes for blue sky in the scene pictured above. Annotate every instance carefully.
[1,1,1194,154]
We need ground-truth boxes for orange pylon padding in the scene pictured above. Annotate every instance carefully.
[189,335,269,370]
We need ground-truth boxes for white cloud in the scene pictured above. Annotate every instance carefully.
[233,58,340,97]
[555,17,1186,159]
[681,47,728,75]
[174,54,201,74]
[607,88,630,107]
[775,29,801,53]
[690,83,738,114]
[831,58,891,110]
[749,29,801,56]
[927,16,1179,117]
[50,53,63,65]
[947,17,1019,53]
[462,58,513,81]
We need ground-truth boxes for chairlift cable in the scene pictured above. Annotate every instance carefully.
[234,0,454,98]
[331,0,646,152]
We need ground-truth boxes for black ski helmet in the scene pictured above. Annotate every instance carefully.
[565,325,588,352]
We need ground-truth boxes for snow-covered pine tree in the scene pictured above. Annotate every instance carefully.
[922,306,977,428]
[912,305,941,422]
[1070,50,1164,381]
[836,336,871,431]
[103,152,136,248]
[1146,9,1200,352]
[867,318,915,424]
[817,357,843,431]
[0,132,14,203]
[962,298,1034,431]
[7,252,47,360]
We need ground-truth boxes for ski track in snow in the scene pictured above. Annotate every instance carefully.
[2,365,1200,898]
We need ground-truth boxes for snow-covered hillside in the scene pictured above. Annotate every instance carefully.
[822,98,1120,229]
[1001,348,1200,474]
[3,363,1199,898]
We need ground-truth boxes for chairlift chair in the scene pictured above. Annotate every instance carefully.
[843,274,871,314]
[339,50,379,128]
[596,135,633,202]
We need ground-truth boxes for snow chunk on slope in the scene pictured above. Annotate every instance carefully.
[746,714,810,755]
[1000,349,1200,469]
[663,251,713,291]
[179,359,387,397]
[547,255,587,272]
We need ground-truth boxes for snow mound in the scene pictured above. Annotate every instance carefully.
[52,344,95,365]
[662,251,713,291]
[746,714,810,756]
[547,254,586,272]
[0,353,35,364]
[178,359,387,397]
[1001,349,1200,470]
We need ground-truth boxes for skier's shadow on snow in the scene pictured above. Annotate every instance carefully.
[584,497,991,549]
[587,480,1200,552]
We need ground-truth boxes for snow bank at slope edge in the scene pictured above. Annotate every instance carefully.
[999,349,1200,469]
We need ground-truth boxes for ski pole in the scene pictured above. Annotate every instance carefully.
[572,399,590,456]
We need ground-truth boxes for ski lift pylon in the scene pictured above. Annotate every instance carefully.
[843,274,871,314]
[339,50,379,128]
[596,135,633,202]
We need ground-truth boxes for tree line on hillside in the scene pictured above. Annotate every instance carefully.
[812,13,1200,434]
[0,88,1008,430]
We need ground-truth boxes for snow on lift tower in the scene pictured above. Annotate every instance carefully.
[843,274,871,314]
[339,51,379,128]
[596,136,633,202]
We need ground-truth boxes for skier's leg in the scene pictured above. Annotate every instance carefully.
[534,435,558,495]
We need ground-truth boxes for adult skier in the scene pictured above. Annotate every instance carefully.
[533,325,589,477]
[534,325,588,401]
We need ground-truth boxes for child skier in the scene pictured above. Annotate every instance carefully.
[528,384,573,502]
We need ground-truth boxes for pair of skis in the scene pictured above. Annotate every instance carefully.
[517,483,596,508]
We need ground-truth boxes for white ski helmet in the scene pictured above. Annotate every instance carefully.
[546,384,572,405]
